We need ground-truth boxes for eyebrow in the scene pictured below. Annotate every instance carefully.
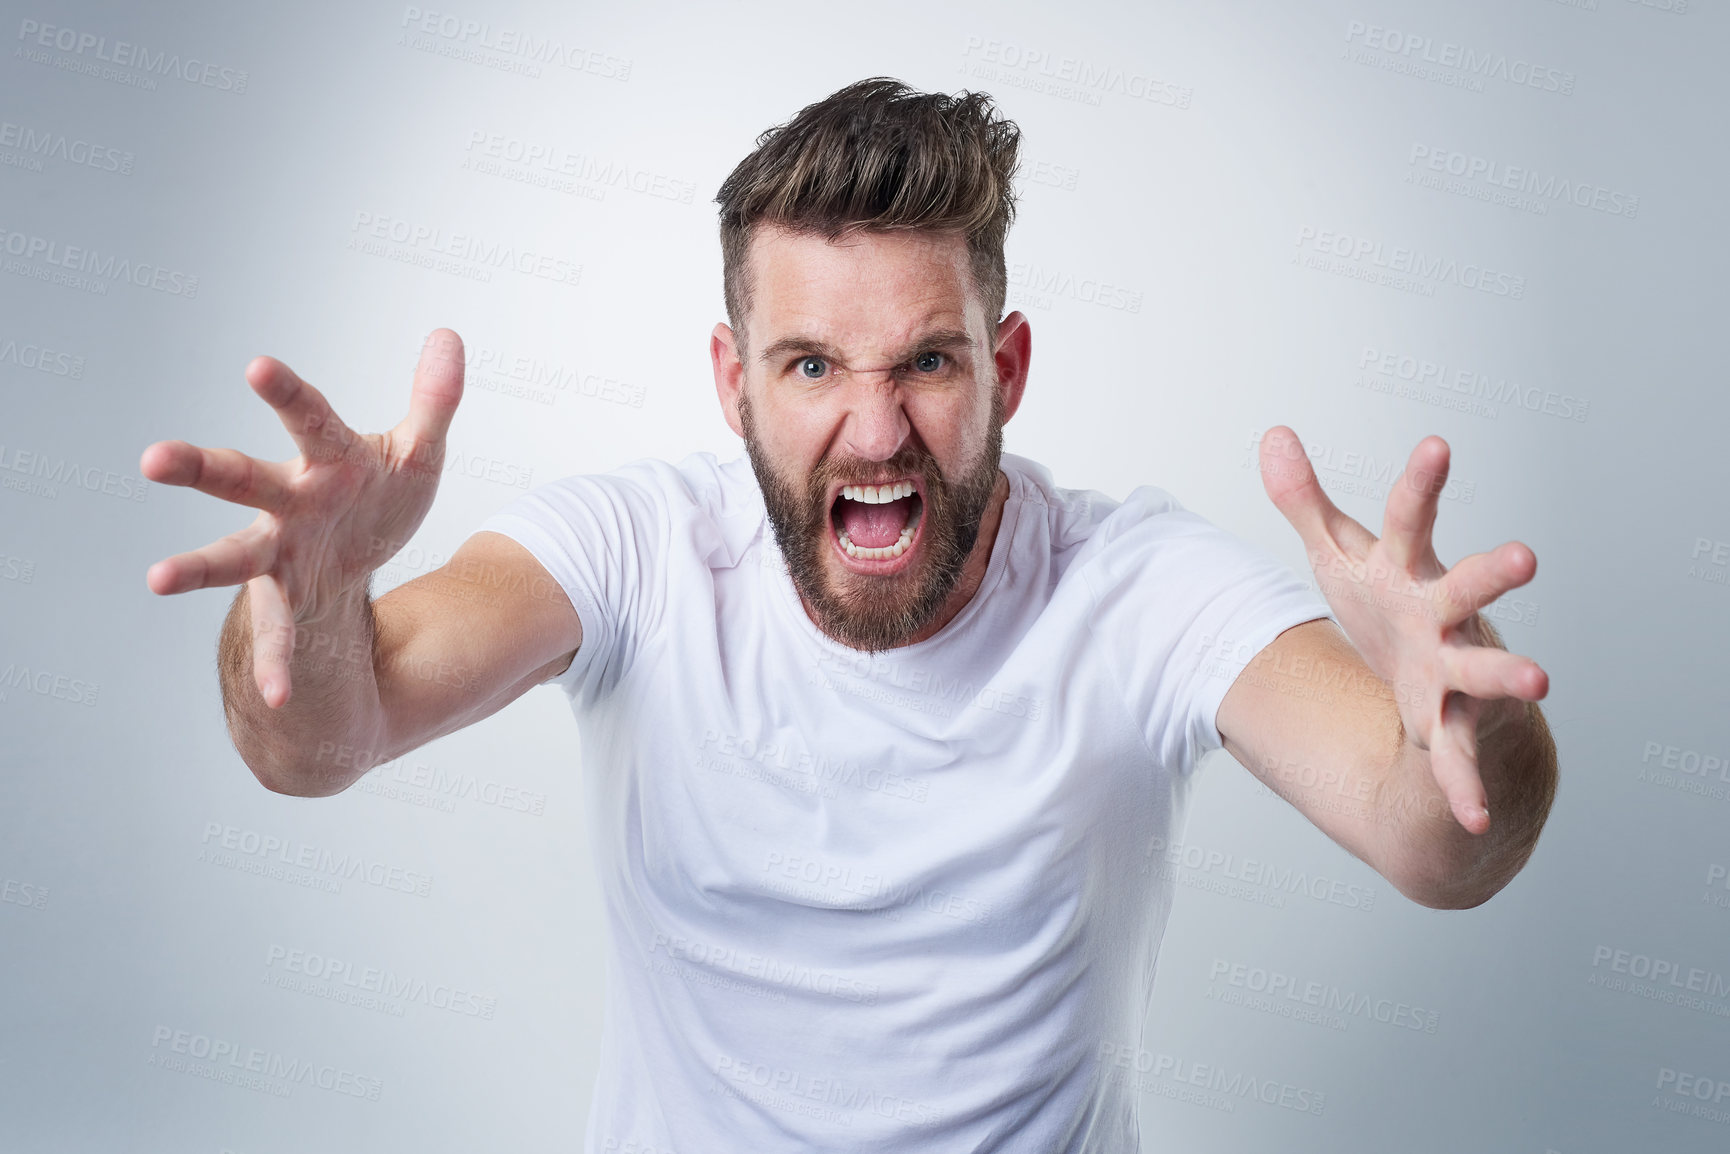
[756,327,979,368]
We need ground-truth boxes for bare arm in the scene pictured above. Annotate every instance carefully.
[215,530,581,796]
[1217,427,1557,909]
[145,329,580,797]
[1218,616,1557,909]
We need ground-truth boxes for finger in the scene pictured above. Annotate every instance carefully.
[1438,644,1549,702]
[1258,425,1375,565]
[1429,692,1490,834]
[140,440,291,511]
[395,328,465,446]
[1381,435,1448,572]
[1434,541,1537,626]
[146,521,279,596]
[248,574,295,709]
[245,354,356,467]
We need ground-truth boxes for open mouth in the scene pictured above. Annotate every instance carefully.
[829,480,925,563]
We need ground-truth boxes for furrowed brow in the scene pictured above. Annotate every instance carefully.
[757,328,978,368]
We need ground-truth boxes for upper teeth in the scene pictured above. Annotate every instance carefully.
[841,481,915,504]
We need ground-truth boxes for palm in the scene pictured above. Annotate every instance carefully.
[262,423,440,621]
[1256,426,1549,834]
[142,329,466,705]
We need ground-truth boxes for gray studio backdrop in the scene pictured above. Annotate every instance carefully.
[1,0,1724,1151]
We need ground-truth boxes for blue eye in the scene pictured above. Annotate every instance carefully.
[914,351,945,373]
[798,357,826,380]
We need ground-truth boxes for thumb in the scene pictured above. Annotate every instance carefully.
[397,328,465,446]
[1258,425,1368,559]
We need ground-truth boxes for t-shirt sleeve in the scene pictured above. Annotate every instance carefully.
[475,466,672,704]
[1082,485,1336,779]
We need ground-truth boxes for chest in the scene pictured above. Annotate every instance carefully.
[589,582,1167,943]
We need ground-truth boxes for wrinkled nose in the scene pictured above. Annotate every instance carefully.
[838,374,911,462]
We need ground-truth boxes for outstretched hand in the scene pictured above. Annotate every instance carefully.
[140,328,466,707]
[1257,426,1549,836]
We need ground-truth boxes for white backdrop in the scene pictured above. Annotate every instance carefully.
[2,1,1725,1151]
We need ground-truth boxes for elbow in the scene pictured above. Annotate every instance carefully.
[1393,845,1532,911]
[239,745,357,798]
[1405,878,1502,911]
[229,721,381,798]
[248,762,347,798]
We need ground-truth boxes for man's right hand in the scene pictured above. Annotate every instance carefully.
[141,328,466,709]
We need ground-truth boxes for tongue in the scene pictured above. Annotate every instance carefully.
[840,495,914,549]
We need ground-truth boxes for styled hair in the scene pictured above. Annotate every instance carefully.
[715,77,1021,358]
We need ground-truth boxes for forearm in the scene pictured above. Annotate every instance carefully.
[1380,691,1558,909]
[217,581,388,796]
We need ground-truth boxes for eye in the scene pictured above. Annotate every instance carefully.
[913,351,945,373]
[797,356,827,380]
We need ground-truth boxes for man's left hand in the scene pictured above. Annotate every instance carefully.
[1257,426,1550,836]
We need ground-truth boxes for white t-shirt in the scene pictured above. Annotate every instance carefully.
[478,450,1334,1153]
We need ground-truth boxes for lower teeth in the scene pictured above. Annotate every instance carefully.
[838,504,921,561]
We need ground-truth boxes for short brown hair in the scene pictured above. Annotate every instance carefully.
[715,77,1021,358]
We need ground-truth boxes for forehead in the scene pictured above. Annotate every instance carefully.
[745,225,979,350]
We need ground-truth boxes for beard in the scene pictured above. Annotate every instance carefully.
[740,389,1005,654]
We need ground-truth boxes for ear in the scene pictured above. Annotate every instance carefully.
[991,311,1031,424]
[711,322,746,438]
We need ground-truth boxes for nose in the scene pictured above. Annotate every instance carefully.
[838,371,911,462]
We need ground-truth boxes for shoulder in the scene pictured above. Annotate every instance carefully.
[520,451,766,569]
[1002,452,1210,573]
[511,451,751,517]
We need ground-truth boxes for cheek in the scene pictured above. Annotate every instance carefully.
[911,394,989,459]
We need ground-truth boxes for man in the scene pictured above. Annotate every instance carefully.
[142,78,1556,1151]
